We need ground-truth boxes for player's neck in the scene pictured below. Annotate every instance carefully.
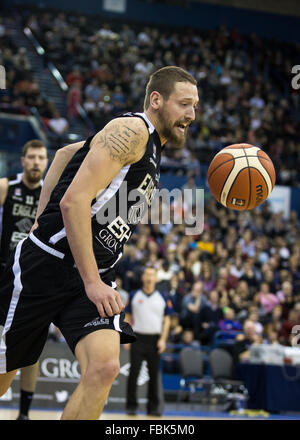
[144,110,167,146]
[22,175,40,190]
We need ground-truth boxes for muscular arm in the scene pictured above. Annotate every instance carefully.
[31,141,85,231]
[60,117,148,317]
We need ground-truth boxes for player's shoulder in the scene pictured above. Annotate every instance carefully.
[98,116,149,165]
[107,115,149,141]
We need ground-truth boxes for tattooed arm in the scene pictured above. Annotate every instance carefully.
[60,117,148,317]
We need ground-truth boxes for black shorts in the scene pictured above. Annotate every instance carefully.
[0,237,136,373]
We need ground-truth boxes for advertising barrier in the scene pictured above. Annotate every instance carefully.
[0,341,164,412]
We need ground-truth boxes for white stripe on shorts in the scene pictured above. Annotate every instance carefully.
[0,239,25,373]
[29,233,65,259]
[113,315,121,333]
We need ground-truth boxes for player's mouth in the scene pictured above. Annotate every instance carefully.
[175,123,189,135]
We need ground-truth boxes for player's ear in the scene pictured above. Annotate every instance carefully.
[149,91,162,110]
[20,156,25,167]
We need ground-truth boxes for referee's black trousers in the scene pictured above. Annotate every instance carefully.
[126,333,160,413]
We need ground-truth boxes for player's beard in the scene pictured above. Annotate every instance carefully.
[26,169,43,184]
[158,108,189,148]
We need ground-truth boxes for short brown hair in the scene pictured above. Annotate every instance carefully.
[144,66,197,110]
[22,139,47,157]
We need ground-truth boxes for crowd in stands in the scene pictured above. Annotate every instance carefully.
[115,195,300,356]
[2,8,299,183]
[19,8,300,185]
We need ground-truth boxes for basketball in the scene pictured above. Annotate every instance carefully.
[207,143,276,211]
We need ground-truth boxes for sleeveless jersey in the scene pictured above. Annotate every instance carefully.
[33,112,162,270]
[0,173,42,262]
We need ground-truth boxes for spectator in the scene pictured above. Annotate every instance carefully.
[196,290,223,345]
[67,80,82,120]
[47,110,69,138]
[219,307,243,332]
[279,309,300,346]
[255,282,280,322]
[180,281,207,329]
[232,320,262,364]
[199,261,216,295]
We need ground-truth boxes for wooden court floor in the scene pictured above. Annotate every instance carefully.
[0,407,235,420]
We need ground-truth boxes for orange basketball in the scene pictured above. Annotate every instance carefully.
[207,143,276,211]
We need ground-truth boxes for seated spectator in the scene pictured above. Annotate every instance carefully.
[180,281,207,329]
[276,280,293,304]
[255,281,280,323]
[168,313,183,344]
[265,327,281,345]
[219,307,243,332]
[198,261,216,295]
[239,229,256,258]
[67,80,82,120]
[248,310,264,336]
[180,328,200,348]
[279,309,300,346]
[167,273,187,314]
[48,110,69,138]
[195,290,223,345]
[232,320,263,364]
[229,257,245,280]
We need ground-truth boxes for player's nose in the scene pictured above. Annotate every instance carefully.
[185,106,195,121]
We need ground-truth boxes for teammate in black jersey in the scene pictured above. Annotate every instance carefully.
[0,66,199,420]
[0,139,48,420]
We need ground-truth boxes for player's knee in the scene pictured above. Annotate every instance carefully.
[84,358,120,388]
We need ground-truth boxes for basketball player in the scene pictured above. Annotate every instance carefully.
[0,66,199,420]
[0,139,48,420]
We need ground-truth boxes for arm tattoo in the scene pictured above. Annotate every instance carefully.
[101,120,144,165]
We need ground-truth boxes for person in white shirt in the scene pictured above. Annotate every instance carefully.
[125,266,173,416]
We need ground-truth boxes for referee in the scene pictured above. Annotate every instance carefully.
[125,266,173,416]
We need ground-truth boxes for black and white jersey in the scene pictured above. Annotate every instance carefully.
[0,173,42,263]
[32,112,162,270]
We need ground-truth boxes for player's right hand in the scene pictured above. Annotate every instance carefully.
[84,280,125,318]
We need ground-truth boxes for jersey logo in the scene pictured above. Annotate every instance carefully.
[14,188,21,197]
[137,173,157,206]
[15,218,33,233]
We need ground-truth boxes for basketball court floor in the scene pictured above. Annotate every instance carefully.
[0,404,299,420]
